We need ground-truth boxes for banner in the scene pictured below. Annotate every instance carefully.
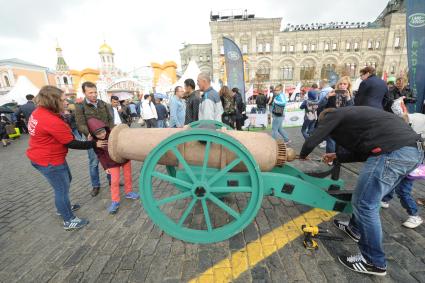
[406,0,425,113]
[283,102,304,127]
[223,37,246,101]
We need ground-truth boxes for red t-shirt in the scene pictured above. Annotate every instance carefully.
[26,107,74,166]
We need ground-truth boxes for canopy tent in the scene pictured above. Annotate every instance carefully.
[173,60,201,88]
[0,76,39,105]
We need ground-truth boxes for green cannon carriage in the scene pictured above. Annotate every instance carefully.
[109,121,352,244]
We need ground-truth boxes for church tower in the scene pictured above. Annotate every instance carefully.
[99,41,115,78]
[55,43,72,89]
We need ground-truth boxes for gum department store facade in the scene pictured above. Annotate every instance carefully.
[180,0,407,88]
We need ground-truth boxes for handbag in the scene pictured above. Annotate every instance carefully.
[5,124,16,135]
[272,104,285,116]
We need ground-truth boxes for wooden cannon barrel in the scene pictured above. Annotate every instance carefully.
[108,124,296,172]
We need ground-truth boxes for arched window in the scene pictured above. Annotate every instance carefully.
[281,66,294,80]
[321,64,336,80]
[4,76,10,87]
[63,77,68,85]
[300,63,316,80]
[345,63,357,78]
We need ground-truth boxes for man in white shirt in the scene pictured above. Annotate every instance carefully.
[108,96,127,126]
[141,94,158,128]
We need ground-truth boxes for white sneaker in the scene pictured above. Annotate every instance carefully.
[402,215,423,228]
[319,141,326,148]
[380,201,389,208]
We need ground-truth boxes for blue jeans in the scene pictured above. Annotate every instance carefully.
[72,128,83,140]
[87,148,100,188]
[157,119,165,128]
[325,137,336,153]
[271,114,290,142]
[347,146,423,268]
[257,107,266,114]
[301,119,316,139]
[31,161,74,222]
[382,178,418,216]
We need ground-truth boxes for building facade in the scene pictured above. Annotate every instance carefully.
[180,0,407,88]
[0,58,50,95]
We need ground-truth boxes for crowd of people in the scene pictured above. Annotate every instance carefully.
[1,66,424,277]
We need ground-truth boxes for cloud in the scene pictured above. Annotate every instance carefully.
[0,0,390,72]
[0,0,84,39]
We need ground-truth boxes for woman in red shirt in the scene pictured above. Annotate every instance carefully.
[27,86,107,231]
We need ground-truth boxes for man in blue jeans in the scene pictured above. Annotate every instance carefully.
[75,82,113,197]
[300,106,423,276]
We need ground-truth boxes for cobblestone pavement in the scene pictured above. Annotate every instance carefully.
[0,127,425,283]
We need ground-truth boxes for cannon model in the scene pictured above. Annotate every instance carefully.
[108,121,352,244]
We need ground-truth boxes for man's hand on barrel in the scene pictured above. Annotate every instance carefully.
[322,153,337,164]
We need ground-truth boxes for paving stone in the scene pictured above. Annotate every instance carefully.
[1,128,424,282]
[120,250,140,270]
[128,255,154,283]
[63,244,92,267]
[411,271,425,282]
[94,272,114,283]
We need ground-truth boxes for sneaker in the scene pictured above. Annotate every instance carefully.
[381,201,389,209]
[63,217,89,231]
[108,201,120,214]
[56,204,81,216]
[125,192,140,200]
[319,141,327,148]
[333,219,360,243]
[338,254,386,276]
[402,215,423,228]
[91,187,100,197]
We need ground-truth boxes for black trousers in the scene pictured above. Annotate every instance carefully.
[145,118,157,128]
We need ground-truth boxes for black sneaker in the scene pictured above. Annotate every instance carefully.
[56,204,81,216]
[91,187,100,197]
[333,219,360,243]
[338,254,387,276]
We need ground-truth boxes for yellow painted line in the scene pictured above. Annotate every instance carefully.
[189,208,338,283]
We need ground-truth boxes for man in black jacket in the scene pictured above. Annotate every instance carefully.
[300,106,423,276]
[16,94,35,124]
[354,66,390,110]
[232,87,245,130]
[184,78,200,125]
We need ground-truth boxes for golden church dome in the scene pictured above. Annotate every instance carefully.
[99,42,113,54]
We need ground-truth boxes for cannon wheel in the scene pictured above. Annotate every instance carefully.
[189,120,233,130]
[139,129,263,243]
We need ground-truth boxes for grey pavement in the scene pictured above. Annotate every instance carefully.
[0,127,424,283]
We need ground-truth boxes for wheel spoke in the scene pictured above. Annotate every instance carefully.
[152,171,192,190]
[201,199,213,232]
[201,141,211,182]
[209,186,252,193]
[171,147,198,184]
[208,194,240,220]
[208,158,242,186]
[177,198,197,227]
[157,191,192,206]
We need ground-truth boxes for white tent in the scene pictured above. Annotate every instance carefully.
[0,76,40,105]
[173,60,201,88]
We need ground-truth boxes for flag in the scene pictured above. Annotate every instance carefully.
[382,71,388,82]
[223,37,246,101]
[406,0,425,113]
[245,84,254,102]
